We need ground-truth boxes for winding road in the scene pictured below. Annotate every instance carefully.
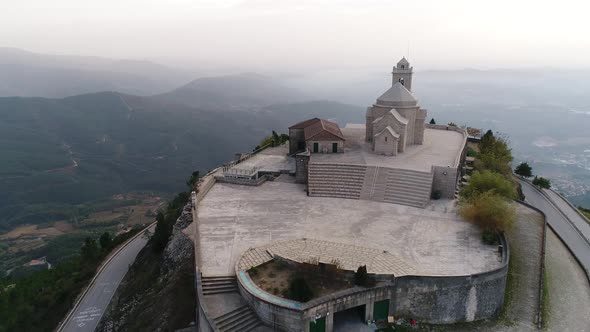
[58,225,155,332]
[519,180,590,278]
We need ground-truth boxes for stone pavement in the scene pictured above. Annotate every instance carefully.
[311,127,465,171]
[264,238,417,276]
[197,181,500,277]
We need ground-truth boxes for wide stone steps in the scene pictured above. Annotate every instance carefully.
[308,163,366,200]
[213,305,261,332]
[201,276,238,295]
[383,169,433,207]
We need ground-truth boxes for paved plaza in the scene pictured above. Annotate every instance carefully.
[197,181,501,277]
[232,145,295,173]
[311,126,465,171]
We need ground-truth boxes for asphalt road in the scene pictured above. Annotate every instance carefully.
[60,226,154,332]
[520,180,590,278]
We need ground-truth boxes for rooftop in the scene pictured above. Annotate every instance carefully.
[197,180,501,277]
[376,82,417,107]
[289,118,345,141]
[311,125,465,172]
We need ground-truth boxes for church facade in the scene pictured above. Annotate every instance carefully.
[366,57,427,156]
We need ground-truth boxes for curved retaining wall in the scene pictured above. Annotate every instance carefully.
[236,234,509,331]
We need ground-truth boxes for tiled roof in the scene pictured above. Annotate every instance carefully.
[289,118,321,129]
[289,118,345,141]
[303,119,345,141]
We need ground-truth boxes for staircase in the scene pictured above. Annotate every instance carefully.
[308,162,433,208]
[213,305,262,332]
[308,163,367,199]
[201,276,237,295]
[383,168,433,207]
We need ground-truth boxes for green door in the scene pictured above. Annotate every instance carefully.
[373,299,389,321]
[332,143,338,153]
[309,317,325,332]
[313,142,319,153]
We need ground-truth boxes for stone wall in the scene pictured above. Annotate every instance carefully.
[306,140,344,154]
[374,132,398,156]
[432,165,459,199]
[236,271,304,332]
[235,234,509,331]
[192,171,220,332]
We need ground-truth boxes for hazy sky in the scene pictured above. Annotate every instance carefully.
[2,0,589,70]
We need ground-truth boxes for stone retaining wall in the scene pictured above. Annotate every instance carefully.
[235,234,509,331]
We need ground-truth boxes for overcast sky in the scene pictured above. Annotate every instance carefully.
[2,0,589,71]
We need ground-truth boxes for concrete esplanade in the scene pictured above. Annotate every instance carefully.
[190,58,508,332]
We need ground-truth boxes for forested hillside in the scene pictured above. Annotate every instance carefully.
[0,92,363,232]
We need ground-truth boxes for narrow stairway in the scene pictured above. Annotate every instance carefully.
[201,276,237,295]
[213,305,262,332]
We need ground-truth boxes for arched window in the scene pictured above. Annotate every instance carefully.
[385,136,388,142]
[401,65,405,69]
[399,77,404,85]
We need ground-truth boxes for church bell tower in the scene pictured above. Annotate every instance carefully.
[392,57,413,91]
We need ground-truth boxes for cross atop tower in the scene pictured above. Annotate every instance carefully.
[392,57,413,91]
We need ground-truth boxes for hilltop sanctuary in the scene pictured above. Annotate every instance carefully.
[189,58,507,332]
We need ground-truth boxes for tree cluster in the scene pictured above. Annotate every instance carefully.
[255,130,289,150]
[460,130,517,235]
[152,172,197,252]
[0,227,142,332]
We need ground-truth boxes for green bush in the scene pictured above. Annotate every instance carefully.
[354,265,374,287]
[460,170,517,200]
[459,191,516,232]
[514,162,533,178]
[248,266,258,276]
[481,229,498,245]
[475,130,513,177]
[431,190,442,200]
[288,276,314,302]
[532,176,551,189]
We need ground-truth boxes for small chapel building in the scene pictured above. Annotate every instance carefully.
[366,57,427,156]
[288,118,345,154]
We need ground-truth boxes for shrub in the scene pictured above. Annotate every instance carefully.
[532,176,551,189]
[481,229,498,245]
[466,147,477,157]
[354,265,372,287]
[514,162,533,178]
[288,276,314,302]
[459,191,516,232]
[476,130,513,177]
[99,232,113,251]
[460,170,517,200]
[431,190,442,200]
[248,266,258,276]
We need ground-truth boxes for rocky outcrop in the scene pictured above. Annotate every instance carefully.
[97,204,196,332]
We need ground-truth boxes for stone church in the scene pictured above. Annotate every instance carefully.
[366,57,427,156]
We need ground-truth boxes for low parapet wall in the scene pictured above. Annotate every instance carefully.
[235,235,509,331]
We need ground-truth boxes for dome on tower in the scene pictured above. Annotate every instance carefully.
[376,82,417,107]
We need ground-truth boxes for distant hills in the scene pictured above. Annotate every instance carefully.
[0,48,195,97]
[154,73,310,110]
[0,80,363,230]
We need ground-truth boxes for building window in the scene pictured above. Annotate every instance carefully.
[385,137,388,142]
[401,65,405,69]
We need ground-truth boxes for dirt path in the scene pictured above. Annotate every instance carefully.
[543,230,590,331]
